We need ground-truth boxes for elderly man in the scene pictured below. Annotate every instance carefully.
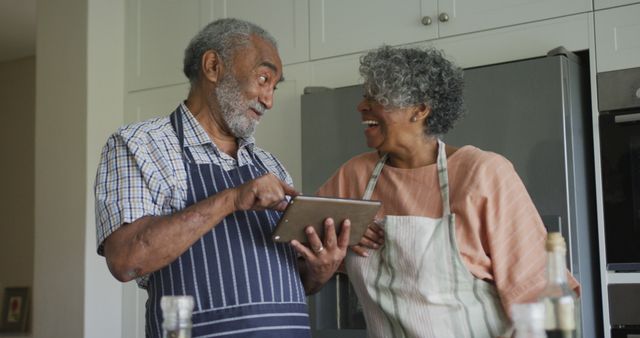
[95,18,349,337]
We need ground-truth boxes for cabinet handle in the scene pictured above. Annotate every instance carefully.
[421,16,432,26]
[439,12,449,22]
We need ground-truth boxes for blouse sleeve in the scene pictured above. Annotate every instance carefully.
[470,154,580,315]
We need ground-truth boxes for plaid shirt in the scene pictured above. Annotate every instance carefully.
[94,102,292,271]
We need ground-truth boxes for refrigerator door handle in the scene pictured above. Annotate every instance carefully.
[614,112,640,124]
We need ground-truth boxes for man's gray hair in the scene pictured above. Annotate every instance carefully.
[183,18,278,85]
[359,45,465,135]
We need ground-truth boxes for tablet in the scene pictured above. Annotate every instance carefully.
[272,196,382,246]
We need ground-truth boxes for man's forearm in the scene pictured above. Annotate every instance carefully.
[104,188,237,282]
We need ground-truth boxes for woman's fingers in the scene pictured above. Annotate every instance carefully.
[350,244,370,257]
[358,236,381,249]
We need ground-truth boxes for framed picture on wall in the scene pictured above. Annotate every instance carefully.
[0,287,30,333]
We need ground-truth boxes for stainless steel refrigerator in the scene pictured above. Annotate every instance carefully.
[301,50,602,337]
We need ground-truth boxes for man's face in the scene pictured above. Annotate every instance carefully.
[214,35,283,138]
[215,71,261,138]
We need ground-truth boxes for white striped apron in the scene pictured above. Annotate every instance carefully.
[345,139,510,338]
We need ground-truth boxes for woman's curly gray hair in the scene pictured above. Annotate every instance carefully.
[360,45,464,135]
[183,18,277,86]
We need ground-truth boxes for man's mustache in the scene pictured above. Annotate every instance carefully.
[249,101,267,115]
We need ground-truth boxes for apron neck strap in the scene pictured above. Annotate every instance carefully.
[362,139,452,215]
[170,108,185,149]
[362,152,388,200]
[170,108,197,163]
[436,139,451,215]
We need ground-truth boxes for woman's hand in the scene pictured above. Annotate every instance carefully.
[350,221,385,257]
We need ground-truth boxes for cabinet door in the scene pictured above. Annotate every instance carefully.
[309,0,438,60]
[432,14,589,69]
[212,0,309,65]
[595,3,640,72]
[438,0,591,38]
[595,0,640,10]
[125,0,210,92]
[124,83,189,123]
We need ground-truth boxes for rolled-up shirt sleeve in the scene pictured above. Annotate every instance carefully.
[94,131,169,255]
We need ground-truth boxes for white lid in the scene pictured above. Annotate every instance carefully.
[161,295,194,329]
[511,302,545,329]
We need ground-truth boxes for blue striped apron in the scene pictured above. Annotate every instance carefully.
[144,109,310,337]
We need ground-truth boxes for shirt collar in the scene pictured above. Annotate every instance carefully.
[178,102,256,150]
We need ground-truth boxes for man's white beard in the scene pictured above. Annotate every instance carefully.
[215,73,266,138]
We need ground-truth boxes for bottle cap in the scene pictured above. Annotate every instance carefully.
[161,295,194,330]
[546,232,566,251]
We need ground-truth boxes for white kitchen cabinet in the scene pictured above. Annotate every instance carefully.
[125,0,212,92]
[595,3,640,72]
[309,0,591,60]
[309,0,438,59]
[124,83,189,124]
[432,13,589,69]
[438,0,591,37]
[307,13,590,88]
[594,0,640,10]
[211,0,309,66]
[126,0,308,92]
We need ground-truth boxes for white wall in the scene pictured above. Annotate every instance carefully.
[0,56,35,337]
[34,0,126,337]
[34,0,87,335]
[85,0,126,337]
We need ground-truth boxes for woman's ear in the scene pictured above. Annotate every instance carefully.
[201,50,223,84]
[412,104,430,122]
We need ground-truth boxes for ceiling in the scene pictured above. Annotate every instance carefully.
[0,0,36,63]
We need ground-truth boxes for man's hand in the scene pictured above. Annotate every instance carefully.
[232,173,298,212]
[350,221,385,257]
[291,217,350,294]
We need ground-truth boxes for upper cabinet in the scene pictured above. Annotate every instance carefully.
[595,3,640,72]
[309,0,438,59]
[309,0,591,59]
[438,0,591,37]
[126,0,308,92]
[211,0,309,65]
[125,0,208,92]
[594,0,640,10]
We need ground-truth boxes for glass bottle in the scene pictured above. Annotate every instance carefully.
[161,295,194,338]
[538,232,578,338]
[511,302,546,338]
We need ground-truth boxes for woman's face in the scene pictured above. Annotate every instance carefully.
[357,95,419,153]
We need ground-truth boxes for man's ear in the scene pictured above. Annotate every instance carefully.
[201,50,223,84]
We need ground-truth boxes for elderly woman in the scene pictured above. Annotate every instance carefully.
[317,46,579,337]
